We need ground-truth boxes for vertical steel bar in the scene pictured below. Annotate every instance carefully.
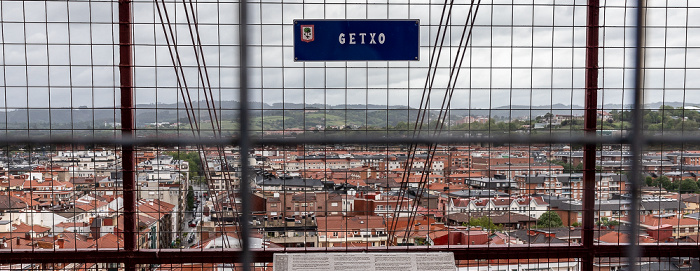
[583,0,599,270]
[119,0,136,270]
[238,0,252,268]
[627,0,646,270]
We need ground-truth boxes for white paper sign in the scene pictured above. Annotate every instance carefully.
[273,252,456,271]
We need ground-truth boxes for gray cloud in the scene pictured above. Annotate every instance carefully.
[0,0,698,119]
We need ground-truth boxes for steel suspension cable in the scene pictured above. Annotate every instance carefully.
[386,0,455,244]
[155,0,236,248]
[179,0,241,249]
[399,0,482,243]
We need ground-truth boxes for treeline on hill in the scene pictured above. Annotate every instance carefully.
[252,108,419,130]
[253,110,534,135]
[2,105,698,136]
[610,106,700,131]
[531,106,700,131]
[265,105,700,132]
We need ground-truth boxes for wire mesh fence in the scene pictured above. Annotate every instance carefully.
[1,0,700,270]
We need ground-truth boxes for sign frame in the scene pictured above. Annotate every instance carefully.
[293,19,420,62]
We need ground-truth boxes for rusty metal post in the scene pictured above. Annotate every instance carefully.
[582,0,599,270]
[119,0,136,270]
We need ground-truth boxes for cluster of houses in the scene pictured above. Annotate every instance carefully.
[2,144,700,270]
[239,145,700,250]
[0,149,190,250]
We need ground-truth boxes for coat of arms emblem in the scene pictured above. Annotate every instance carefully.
[301,25,314,42]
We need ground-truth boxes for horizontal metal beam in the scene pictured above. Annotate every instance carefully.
[1,134,699,147]
[1,244,698,264]
[0,134,626,146]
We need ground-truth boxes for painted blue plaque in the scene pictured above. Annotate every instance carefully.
[294,20,420,61]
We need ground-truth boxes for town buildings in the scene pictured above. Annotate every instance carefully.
[2,143,700,264]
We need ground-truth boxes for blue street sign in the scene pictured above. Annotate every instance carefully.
[294,20,420,61]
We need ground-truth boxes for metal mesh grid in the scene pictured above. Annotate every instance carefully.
[1,0,700,271]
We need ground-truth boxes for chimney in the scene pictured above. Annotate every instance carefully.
[91,220,101,238]
[56,238,65,249]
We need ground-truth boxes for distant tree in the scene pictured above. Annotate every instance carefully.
[645,176,659,187]
[657,176,675,191]
[596,217,619,227]
[187,185,195,211]
[550,160,575,173]
[544,112,554,121]
[537,211,563,228]
[465,217,502,231]
[166,151,202,181]
[679,178,700,194]
[609,110,620,121]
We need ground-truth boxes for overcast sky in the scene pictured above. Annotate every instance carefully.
[0,0,699,112]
